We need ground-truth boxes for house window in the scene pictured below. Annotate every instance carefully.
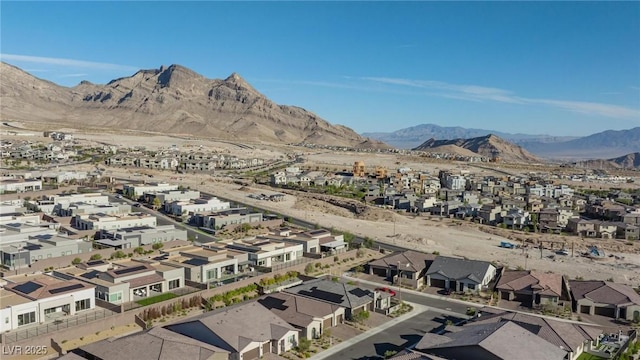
[206,269,218,280]
[257,260,266,266]
[468,283,476,290]
[288,334,296,345]
[75,298,91,311]
[109,292,122,302]
[168,279,180,290]
[17,312,36,326]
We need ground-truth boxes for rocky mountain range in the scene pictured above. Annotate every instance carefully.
[363,123,576,150]
[365,123,640,159]
[0,62,385,148]
[573,152,640,170]
[413,134,541,163]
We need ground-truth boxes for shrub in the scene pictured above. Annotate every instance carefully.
[304,263,314,275]
[72,257,82,265]
[334,256,339,263]
[314,262,322,268]
[152,243,164,250]
[89,254,102,260]
[134,247,144,255]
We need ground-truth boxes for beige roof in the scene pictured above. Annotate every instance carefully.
[6,277,92,300]
[257,293,341,329]
[570,280,640,306]
[369,250,436,273]
[470,311,603,353]
[0,288,31,307]
[81,326,227,360]
[496,270,564,297]
[125,274,164,288]
[166,301,296,353]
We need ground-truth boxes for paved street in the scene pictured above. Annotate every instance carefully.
[336,309,463,360]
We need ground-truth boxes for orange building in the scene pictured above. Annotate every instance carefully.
[353,161,365,177]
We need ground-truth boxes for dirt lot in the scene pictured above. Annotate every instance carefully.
[92,164,640,287]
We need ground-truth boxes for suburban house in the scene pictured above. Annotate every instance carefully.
[616,222,640,240]
[495,270,570,308]
[425,256,497,292]
[284,278,384,319]
[413,321,567,360]
[79,326,229,360]
[1,274,95,331]
[367,250,437,289]
[258,292,345,339]
[55,260,185,304]
[73,213,157,231]
[168,198,231,217]
[166,301,299,360]
[97,225,188,249]
[466,311,603,360]
[161,246,245,284]
[567,218,597,237]
[223,238,303,268]
[569,280,640,321]
[123,183,179,199]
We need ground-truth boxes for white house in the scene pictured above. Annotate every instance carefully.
[168,198,230,216]
[1,275,95,331]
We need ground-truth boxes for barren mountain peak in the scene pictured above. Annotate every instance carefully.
[0,62,388,149]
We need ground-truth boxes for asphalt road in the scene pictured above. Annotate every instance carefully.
[338,309,464,360]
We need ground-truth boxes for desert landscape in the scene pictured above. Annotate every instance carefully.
[81,159,640,287]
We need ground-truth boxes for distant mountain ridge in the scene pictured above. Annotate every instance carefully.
[365,123,640,159]
[363,123,576,150]
[573,152,640,170]
[0,62,386,148]
[413,134,541,163]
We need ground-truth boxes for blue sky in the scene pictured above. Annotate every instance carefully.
[1,1,639,136]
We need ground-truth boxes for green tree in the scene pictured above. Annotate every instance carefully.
[89,254,102,261]
[152,243,164,250]
[152,197,162,210]
[134,247,144,255]
[351,310,370,324]
[72,257,82,265]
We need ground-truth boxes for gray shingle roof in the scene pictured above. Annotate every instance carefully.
[258,292,340,329]
[284,278,373,309]
[426,256,495,282]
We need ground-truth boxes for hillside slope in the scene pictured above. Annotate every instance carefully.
[413,134,540,162]
[0,62,385,148]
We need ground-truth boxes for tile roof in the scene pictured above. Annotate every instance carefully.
[415,321,566,360]
[80,326,227,360]
[166,301,296,353]
[258,293,341,329]
[426,256,495,283]
[569,280,640,306]
[368,250,436,273]
[284,278,374,309]
[495,270,564,297]
[470,311,602,353]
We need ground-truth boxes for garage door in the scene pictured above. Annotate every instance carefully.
[323,317,332,329]
[261,342,270,355]
[594,307,615,318]
[243,346,260,360]
[371,267,387,277]
[430,279,446,288]
[580,305,591,314]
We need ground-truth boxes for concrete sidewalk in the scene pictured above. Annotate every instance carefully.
[308,301,429,360]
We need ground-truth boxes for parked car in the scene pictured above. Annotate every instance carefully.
[441,288,453,295]
[375,287,397,296]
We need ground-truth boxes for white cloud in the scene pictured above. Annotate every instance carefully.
[361,76,640,119]
[0,54,138,71]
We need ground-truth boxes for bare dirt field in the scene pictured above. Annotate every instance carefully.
[99,165,640,287]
